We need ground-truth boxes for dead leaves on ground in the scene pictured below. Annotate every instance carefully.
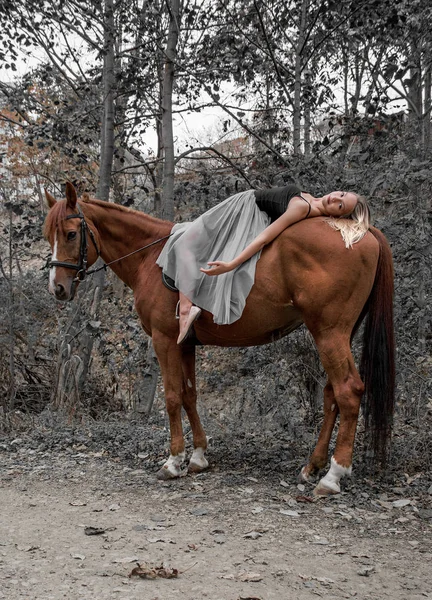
[128,562,179,579]
[128,561,197,580]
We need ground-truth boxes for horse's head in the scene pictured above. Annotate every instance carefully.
[44,182,100,301]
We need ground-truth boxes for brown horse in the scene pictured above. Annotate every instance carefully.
[44,182,395,495]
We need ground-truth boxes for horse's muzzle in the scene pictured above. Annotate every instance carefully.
[52,281,76,302]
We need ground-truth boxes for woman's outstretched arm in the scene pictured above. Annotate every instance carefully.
[201,197,310,276]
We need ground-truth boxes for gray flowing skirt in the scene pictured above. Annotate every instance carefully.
[156,190,270,325]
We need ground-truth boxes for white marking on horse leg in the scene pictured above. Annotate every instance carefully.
[189,447,208,472]
[315,456,352,495]
[331,403,336,411]
[187,378,193,388]
[161,451,187,478]
[49,233,58,294]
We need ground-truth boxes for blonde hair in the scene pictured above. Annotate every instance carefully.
[325,193,371,248]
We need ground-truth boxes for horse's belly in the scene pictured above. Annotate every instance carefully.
[195,304,303,347]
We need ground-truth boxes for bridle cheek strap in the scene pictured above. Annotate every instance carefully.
[49,205,100,283]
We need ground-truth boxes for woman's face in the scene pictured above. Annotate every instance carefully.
[322,191,357,217]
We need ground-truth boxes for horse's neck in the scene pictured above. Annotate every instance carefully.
[84,202,171,288]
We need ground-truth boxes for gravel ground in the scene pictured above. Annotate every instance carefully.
[1,417,431,600]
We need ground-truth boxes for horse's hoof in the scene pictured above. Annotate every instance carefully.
[299,466,311,483]
[299,465,318,484]
[156,465,187,480]
[313,480,341,497]
[188,448,209,474]
[188,460,209,474]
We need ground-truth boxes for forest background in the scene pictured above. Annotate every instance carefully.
[0,0,430,474]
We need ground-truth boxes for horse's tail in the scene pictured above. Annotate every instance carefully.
[359,227,396,467]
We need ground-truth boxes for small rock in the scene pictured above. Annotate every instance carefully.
[377,500,393,510]
[71,553,86,561]
[418,508,432,521]
[427,485,432,495]
[322,507,333,514]
[280,480,289,488]
[109,503,120,511]
[251,506,264,514]
[297,484,305,492]
[214,535,226,544]
[280,509,300,518]
[311,538,329,545]
[358,566,375,577]
[392,499,411,508]
[190,507,208,516]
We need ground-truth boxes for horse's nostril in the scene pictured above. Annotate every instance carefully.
[55,283,66,299]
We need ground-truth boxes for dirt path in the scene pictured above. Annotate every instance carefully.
[1,444,431,600]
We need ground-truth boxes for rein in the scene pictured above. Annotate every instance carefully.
[49,205,172,283]
[86,233,173,276]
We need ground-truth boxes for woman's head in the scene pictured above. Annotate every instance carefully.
[322,191,370,229]
[322,191,371,248]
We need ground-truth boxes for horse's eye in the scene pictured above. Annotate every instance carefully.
[67,231,77,241]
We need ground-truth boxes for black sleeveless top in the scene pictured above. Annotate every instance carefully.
[254,185,310,223]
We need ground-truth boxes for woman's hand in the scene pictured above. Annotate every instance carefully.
[200,261,235,276]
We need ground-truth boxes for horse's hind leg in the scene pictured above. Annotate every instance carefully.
[180,345,208,473]
[305,336,364,496]
[300,380,339,482]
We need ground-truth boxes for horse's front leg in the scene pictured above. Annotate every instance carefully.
[180,344,208,473]
[152,331,188,480]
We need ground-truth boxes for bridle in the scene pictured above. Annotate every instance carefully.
[49,204,100,288]
[48,204,172,294]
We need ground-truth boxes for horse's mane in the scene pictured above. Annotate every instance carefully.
[44,194,169,239]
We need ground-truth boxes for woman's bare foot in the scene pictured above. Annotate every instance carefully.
[177,306,202,344]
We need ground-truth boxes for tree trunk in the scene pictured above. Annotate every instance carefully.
[293,0,308,155]
[423,65,431,155]
[96,0,116,202]
[52,0,115,412]
[161,0,180,221]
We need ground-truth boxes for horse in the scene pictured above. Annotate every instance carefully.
[44,182,395,496]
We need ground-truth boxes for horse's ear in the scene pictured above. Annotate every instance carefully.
[45,189,57,208]
[65,182,78,210]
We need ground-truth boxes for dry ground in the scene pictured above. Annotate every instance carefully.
[1,422,431,600]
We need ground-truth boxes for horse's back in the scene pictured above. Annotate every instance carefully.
[194,218,380,347]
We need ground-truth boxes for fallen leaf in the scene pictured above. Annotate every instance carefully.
[129,562,179,579]
[16,545,40,552]
[239,572,263,582]
[295,495,314,503]
[84,527,106,536]
[112,556,139,564]
[243,531,262,540]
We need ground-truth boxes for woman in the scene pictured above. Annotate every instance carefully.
[156,184,370,344]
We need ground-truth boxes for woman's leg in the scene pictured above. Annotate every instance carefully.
[177,292,201,344]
